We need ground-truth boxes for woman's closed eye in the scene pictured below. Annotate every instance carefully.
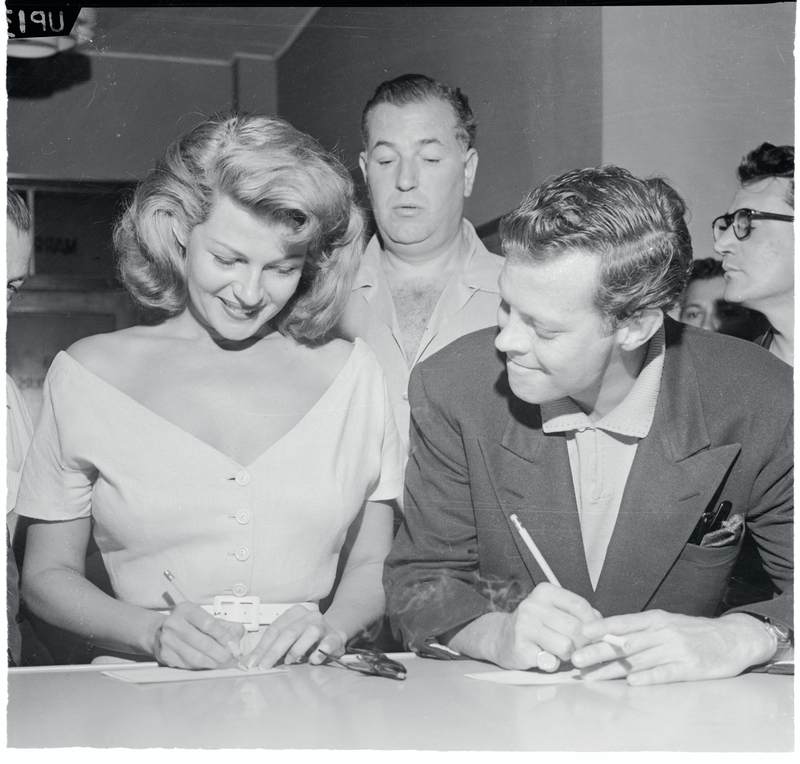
[213,255,238,268]
[272,265,301,277]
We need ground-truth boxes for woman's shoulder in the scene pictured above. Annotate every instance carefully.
[281,336,392,392]
[66,326,155,379]
[304,336,384,376]
[283,336,354,383]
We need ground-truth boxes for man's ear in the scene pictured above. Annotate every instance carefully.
[463,148,478,198]
[615,308,663,352]
[358,152,368,185]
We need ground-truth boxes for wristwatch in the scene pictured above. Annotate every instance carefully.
[760,617,793,662]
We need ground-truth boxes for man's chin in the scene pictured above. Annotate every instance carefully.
[507,380,551,406]
[381,226,432,247]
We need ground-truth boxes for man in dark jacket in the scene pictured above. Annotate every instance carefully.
[385,166,793,685]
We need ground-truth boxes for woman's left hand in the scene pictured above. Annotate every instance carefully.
[243,605,348,670]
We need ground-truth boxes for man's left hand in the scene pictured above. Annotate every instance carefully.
[571,611,777,685]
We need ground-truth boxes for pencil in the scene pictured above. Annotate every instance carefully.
[508,514,562,671]
[163,569,191,602]
[509,514,561,587]
[601,633,627,648]
[162,570,249,671]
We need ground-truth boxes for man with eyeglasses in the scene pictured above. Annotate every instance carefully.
[713,143,794,366]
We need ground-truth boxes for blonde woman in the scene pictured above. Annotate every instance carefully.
[18,113,402,670]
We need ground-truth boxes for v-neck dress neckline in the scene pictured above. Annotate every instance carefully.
[60,343,359,469]
[15,339,404,610]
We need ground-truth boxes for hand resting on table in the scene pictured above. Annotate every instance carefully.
[243,604,348,669]
[573,610,778,685]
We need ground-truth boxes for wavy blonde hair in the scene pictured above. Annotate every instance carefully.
[115,112,365,344]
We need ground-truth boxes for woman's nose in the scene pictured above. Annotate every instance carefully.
[234,269,264,305]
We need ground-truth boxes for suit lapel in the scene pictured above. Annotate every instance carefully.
[593,418,740,614]
[480,396,595,602]
[594,321,741,614]
[478,321,741,615]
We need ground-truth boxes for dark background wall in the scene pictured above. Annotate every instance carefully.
[7,4,793,248]
[6,53,276,181]
[278,6,603,230]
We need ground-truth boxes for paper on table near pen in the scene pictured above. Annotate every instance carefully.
[103,665,286,683]
[465,668,586,685]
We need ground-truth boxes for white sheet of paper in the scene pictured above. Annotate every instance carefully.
[465,668,585,685]
[103,665,286,684]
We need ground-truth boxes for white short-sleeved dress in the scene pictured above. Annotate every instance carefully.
[15,339,404,611]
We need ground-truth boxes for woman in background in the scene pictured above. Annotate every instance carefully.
[17,113,402,670]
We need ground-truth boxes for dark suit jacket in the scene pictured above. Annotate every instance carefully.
[384,318,793,651]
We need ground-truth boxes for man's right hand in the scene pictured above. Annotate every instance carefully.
[448,582,601,670]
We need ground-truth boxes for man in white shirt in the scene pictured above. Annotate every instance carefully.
[339,74,503,452]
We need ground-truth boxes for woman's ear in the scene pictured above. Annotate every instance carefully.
[615,309,664,352]
[172,225,186,254]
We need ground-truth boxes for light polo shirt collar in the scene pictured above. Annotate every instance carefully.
[351,219,500,293]
[541,324,666,438]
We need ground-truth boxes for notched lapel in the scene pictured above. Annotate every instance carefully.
[481,412,595,601]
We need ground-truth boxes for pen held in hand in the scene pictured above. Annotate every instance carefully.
[162,570,248,671]
[163,569,191,603]
[509,514,561,587]
[509,514,562,671]
[601,633,627,648]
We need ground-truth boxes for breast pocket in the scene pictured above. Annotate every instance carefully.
[647,521,745,617]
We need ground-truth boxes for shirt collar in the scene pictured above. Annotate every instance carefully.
[351,233,384,290]
[459,220,502,293]
[351,219,501,293]
[541,324,666,438]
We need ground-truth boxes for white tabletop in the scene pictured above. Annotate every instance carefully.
[6,656,794,750]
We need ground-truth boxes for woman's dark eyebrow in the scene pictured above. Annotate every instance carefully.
[208,241,305,262]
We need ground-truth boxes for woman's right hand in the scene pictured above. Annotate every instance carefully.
[152,601,246,669]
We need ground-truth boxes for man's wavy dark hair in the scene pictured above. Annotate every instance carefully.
[360,73,477,151]
[500,165,694,330]
[737,142,794,207]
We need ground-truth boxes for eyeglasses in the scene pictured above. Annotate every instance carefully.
[319,647,407,680]
[712,208,794,241]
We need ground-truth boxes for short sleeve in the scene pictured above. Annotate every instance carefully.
[362,344,404,504]
[14,355,97,521]
[6,374,34,513]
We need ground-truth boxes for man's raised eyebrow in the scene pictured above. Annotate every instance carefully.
[371,137,447,150]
